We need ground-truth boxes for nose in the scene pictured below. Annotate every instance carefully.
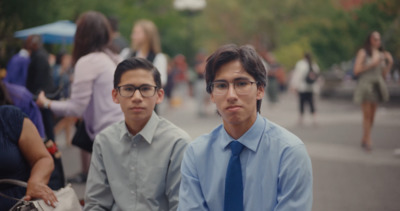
[131,89,143,102]
[226,83,238,101]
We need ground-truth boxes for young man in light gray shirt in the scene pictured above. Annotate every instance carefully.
[84,57,190,211]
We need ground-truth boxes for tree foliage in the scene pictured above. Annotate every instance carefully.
[0,0,399,70]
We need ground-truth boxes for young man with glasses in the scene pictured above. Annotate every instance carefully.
[178,45,312,211]
[84,57,190,211]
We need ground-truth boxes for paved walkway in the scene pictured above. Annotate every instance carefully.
[57,92,400,211]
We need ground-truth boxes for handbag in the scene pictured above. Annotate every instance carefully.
[0,179,82,211]
[71,120,93,153]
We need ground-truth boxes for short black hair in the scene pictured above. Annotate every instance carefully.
[114,57,161,89]
[205,44,267,112]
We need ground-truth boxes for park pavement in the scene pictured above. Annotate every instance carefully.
[57,92,400,211]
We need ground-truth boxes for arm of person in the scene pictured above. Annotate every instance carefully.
[165,139,188,211]
[84,136,114,211]
[36,57,96,117]
[274,144,313,211]
[353,49,381,76]
[177,145,209,211]
[154,53,168,87]
[383,51,393,78]
[18,118,57,207]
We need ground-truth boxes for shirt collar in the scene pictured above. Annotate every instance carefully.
[120,111,159,144]
[220,114,265,152]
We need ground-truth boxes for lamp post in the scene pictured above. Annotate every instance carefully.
[173,0,206,64]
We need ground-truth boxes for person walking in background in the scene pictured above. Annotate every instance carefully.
[130,19,167,87]
[108,16,130,57]
[193,51,209,116]
[3,40,30,86]
[25,35,55,96]
[24,35,57,143]
[178,45,313,211]
[353,31,393,151]
[84,57,189,210]
[52,52,73,100]
[36,11,124,183]
[290,53,320,126]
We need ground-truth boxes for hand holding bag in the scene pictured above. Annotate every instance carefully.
[0,179,82,211]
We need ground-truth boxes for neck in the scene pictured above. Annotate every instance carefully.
[223,113,258,140]
[138,44,150,58]
[125,115,151,136]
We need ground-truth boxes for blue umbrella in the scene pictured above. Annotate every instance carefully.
[14,20,76,44]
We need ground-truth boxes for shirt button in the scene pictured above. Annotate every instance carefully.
[130,190,135,194]
[130,166,135,170]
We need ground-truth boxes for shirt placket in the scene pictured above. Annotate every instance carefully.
[129,134,139,209]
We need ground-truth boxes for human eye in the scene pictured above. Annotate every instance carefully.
[236,80,250,88]
[214,82,228,89]
[140,85,154,92]
[123,86,135,92]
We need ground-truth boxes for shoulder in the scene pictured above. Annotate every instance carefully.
[154,53,166,59]
[154,53,167,64]
[76,52,115,69]
[263,118,305,150]
[157,117,191,143]
[186,124,224,154]
[0,105,27,143]
[95,120,125,144]
[356,49,367,58]
[0,105,26,120]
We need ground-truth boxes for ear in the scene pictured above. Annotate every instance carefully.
[112,89,120,104]
[256,85,265,100]
[210,93,216,103]
[156,88,165,104]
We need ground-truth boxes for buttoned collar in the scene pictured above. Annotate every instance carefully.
[120,111,159,144]
[220,114,265,152]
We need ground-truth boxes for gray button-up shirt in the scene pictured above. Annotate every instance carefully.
[84,112,190,211]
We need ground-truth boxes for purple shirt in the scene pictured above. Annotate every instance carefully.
[4,49,30,86]
[51,51,124,140]
[4,82,45,138]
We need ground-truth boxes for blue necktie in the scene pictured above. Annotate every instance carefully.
[224,141,244,211]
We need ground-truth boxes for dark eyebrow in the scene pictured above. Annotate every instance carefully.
[213,79,228,83]
[120,83,155,87]
[213,77,251,83]
[233,77,252,81]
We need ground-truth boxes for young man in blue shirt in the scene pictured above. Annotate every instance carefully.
[178,44,313,211]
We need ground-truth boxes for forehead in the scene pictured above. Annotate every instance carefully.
[214,60,255,81]
[119,69,155,85]
[371,32,381,39]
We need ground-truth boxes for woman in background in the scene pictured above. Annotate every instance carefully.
[130,19,167,87]
[36,11,124,183]
[353,31,393,151]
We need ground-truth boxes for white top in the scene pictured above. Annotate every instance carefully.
[153,53,168,87]
[122,50,168,87]
[290,59,320,93]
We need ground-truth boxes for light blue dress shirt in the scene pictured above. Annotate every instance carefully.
[84,112,190,211]
[178,114,313,211]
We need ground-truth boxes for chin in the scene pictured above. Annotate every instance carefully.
[222,113,244,125]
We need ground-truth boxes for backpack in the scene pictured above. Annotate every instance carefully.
[305,63,319,84]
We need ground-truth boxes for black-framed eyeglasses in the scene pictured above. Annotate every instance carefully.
[209,79,258,95]
[117,84,158,98]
